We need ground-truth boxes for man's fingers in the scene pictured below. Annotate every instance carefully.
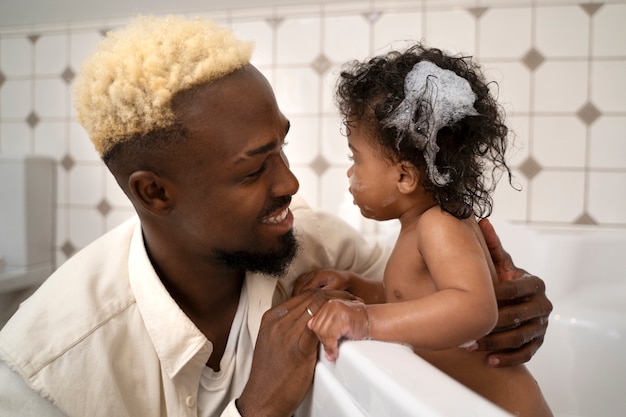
[476,317,548,352]
[484,338,543,368]
[493,274,547,302]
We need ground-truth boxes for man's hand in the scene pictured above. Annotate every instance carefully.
[476,219,553,367]
[236,289,357,417]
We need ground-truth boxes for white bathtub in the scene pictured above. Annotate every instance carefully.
[303,221,626,417]
[500,222,626,417]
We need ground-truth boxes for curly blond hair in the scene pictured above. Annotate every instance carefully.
[74,15,253,157]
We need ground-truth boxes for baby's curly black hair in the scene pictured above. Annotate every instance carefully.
[336,44,514,219]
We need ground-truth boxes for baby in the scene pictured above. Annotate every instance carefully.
[303,44,552,417]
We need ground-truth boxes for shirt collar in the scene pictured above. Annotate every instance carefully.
[128,222,210,379]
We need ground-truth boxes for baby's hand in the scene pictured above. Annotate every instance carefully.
[293,269,352,295]
[307,299,370,361]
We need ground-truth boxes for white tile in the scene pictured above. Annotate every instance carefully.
[54,205,68,248]
[0,122,31,157]
[55,166,68,205]
[276,17,321,65]
[34,121,65,159]
[291,166,319,208]
[0,79,31,119]
[532,116,586,168]
[34,78,67,118]
[34,34,68,76]
[232,20,274,67]
[69,121,99,162]
[321,114,350,164]
[323,14,370,63]
[104,209,135,233]
[321,63,342,114]
[320,166,352,216]
[334,187,363,232]
[534,61,588,112]
[535,6,589,58]
[68,207,103,249]
[424,9,476,56]
[70,30,103,71]
[479,7,532,58]
[257,67,275,89]
[283,115,319,164]
[589,116,626,169]
[68,164,104,205]
[492,170,528,222]
[0,37,32,77]
[529,171,585,222]
[591,60,626,112]
[592,4,626,56]
[373,11,422,54]
[588,172,626,224]
[274,67,320,114]
[505,115,531,167]
[105,170,131,207]
[483,62,531,114]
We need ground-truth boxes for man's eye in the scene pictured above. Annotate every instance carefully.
[247,165,265,178]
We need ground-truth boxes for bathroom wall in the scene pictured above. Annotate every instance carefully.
[1,0,625,266]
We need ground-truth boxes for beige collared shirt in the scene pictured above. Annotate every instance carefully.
[0,195,387,417]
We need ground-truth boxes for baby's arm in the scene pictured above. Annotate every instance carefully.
[367,211,498,349]
[308,210,498,359]
[293,269,385,304]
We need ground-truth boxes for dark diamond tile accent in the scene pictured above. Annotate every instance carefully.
[0,71,5,88]
[310,155,330,176]
[97,199,112,216]
[580,3,603,16]
[467,7,489,19]
[577,102,601,126]
[362,11,382,23]
[574,212,597,225]
[28,34,40,44]
[521,48,545,71]
[311,53,331,75]
[61,154,75,171]
[61,240,76,258]
[61,66,75,84]
[26,111,40,128]
[265,17,284,29]
[518,157,542,180]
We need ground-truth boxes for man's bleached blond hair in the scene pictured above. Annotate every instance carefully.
[74,15,253,157]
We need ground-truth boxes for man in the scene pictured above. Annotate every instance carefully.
[0,15,551,417]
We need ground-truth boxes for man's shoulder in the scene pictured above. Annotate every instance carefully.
[0,217,140,381]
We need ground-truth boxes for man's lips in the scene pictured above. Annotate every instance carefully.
[261,207,290,225]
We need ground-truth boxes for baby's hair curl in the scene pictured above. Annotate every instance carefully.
[336,44,513,219]
[74,15,253,159]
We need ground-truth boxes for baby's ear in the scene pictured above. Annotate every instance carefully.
[396,161,419,194]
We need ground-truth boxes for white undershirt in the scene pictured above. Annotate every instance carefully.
[197,284,252,417]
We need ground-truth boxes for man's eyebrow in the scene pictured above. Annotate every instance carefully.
[236,121,290,163]
[245,141,277,158]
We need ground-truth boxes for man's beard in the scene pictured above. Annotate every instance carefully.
[212,230,299,277]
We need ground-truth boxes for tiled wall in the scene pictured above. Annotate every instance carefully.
[1,0,625,266]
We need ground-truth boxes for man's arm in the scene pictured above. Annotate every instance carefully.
[0,362,68,417]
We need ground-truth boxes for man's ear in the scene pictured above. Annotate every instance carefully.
[127,171,173,215]
[396,161,419,194]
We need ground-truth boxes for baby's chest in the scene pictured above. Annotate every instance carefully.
[383,251,436,301]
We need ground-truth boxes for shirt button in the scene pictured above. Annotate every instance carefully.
[185,395,196,407]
